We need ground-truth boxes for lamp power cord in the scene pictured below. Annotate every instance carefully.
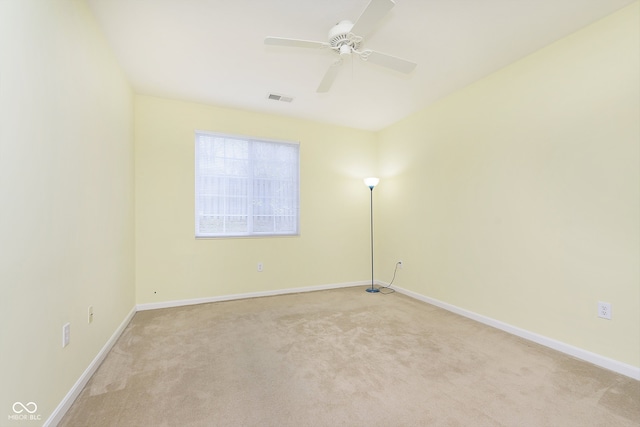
[379,261,401,294]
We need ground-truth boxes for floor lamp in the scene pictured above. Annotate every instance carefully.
[364,177,379,293]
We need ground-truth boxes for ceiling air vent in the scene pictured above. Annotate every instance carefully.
[267,93,293,103]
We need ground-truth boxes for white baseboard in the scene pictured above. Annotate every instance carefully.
[44,306,137,427]
[48,279,638,427]
[391,284,640,380]
[136,281,368,311]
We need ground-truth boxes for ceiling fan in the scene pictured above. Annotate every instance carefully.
[265,0,417,93]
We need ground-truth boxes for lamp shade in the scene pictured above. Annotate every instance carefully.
[364,177,379,189]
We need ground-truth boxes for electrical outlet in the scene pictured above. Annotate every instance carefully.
[257,262,263,272]
[397,260,403,268]
[597,301,612,320]
[88,306,93,324]
[62,323,70,347]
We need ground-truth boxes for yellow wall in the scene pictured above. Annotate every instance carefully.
[0,0,135,422]
[377,2,639,367]
[134,95,377,304]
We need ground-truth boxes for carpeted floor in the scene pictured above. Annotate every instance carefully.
[59,286,640,426]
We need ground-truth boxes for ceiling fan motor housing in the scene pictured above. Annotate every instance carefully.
[328,20,361,50]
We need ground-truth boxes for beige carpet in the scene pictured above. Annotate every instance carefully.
[59,286,639,426]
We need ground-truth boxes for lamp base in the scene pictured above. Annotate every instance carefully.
[365,287,380,293]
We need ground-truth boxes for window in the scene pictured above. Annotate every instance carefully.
[195,131,300,237]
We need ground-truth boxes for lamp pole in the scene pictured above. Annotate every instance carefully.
[364,178,379,293]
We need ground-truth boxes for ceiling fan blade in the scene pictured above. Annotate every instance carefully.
[265,37,329,49]
[316,60,343,93]
[361,50,416,74]
[350,0,395,38]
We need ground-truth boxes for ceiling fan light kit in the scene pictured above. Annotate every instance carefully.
[264,0,417,93]
[339,44,352,57]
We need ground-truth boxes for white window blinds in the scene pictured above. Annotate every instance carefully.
[195,132,300,237]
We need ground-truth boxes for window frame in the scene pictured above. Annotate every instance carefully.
[194,130,300,239]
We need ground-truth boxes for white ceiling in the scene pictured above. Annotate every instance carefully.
[87,0,634,131]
